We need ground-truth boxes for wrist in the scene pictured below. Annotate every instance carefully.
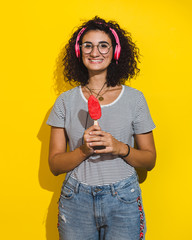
[119,143,130,158]
[79,144,93,158]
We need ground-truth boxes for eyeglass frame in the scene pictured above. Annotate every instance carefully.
[80,41,112,55]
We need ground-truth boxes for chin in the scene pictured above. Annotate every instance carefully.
[83,61,111,72]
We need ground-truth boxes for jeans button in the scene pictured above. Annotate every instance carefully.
[95,188,102,192]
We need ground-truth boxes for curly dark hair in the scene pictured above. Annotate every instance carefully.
[63,16,140,87]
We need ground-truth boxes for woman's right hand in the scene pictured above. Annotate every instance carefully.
[80,124,101,157]
[49,126,102,175]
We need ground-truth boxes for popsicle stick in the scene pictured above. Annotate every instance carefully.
[94,120,98,125]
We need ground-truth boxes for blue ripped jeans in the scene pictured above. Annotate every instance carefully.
[58,173,146,240]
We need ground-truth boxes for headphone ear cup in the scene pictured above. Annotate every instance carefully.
[77,45,80,59]
[116,45,121,60]
[75,43,80,59]
[113,45,121,61]
[113,45,118,60]
[109,28,121,62]
[75,27,86,60]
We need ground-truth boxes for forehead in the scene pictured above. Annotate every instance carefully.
[82,30,112,44]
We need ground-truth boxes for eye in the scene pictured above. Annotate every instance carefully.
[83,43,92,49]
[99,43,109,49]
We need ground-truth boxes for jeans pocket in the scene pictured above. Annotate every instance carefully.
[116,181,141,204]
[60,184,74,200]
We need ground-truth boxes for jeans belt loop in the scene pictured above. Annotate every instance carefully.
[75,182,80,194]
[110,184,117,196]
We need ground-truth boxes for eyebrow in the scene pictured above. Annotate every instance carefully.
[82,41,110,44]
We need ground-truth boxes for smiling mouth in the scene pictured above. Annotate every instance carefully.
[89,59,103,63]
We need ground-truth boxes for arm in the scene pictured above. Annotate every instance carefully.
[122,132,156,171]
[48,126,96,176]
[86,126,156,171]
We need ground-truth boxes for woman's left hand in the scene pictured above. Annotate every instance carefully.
[87,128,126,156]
[87,125,156,170]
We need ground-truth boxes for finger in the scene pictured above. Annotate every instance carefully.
[89,125,101,131]
[93,148,111,154]
[87,134,108,143]
[89,141,106,146]
[85,125,101,134]
[84,129,95,137]
[89,130,105,136]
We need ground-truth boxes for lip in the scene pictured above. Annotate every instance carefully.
[88,59,104,64]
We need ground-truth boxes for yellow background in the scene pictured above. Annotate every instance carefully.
[1,0,192,239]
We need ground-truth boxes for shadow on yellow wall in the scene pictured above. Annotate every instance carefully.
[37,109,64,240]
[53,45,77,96]
[37,46,75,240]
[37,45,149,239]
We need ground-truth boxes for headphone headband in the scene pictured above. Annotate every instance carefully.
[75,26,121,64]
[75,27,86,59]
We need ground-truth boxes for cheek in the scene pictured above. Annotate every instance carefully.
[82,54,88,65]
[106,52,113,63]
[107,48,113,61]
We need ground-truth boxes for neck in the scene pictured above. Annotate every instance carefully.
[87,70,107,88]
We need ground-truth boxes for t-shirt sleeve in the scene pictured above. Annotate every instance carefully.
[133,92,156,134]
[46,94,65,128]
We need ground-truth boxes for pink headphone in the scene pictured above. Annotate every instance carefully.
[75,26,121,64]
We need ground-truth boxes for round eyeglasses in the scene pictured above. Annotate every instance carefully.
[80,42,112,54]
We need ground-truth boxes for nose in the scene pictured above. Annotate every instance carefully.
[90,45,100,57]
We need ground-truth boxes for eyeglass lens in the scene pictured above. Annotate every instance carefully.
[81,42,110,54]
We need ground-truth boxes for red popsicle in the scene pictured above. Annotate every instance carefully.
[88,95,102,125]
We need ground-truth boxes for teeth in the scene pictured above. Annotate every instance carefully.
[90,59,103,62]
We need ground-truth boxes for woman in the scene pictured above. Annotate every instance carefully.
[47,16,156,240]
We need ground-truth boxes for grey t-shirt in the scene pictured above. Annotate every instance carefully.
[47,85,156,185]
